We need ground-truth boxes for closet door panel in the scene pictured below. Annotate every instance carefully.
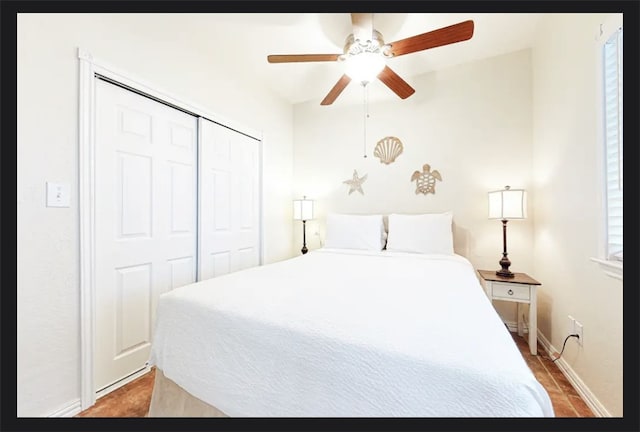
[235,133,260,271]
[198,118,261,280]
[94,79,197,394]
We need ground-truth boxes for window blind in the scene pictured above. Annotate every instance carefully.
[603,27,623,260]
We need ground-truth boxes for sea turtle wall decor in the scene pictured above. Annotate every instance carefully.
[373,136,403,164]
[411,163,442,195]
[343,169,367,195]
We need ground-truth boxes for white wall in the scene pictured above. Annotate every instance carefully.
[531,13,623,416]
[17,13,294,416]
[293,49,534,322]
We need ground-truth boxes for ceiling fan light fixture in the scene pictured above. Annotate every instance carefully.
[344,52,386,85]
[266,14,474,105]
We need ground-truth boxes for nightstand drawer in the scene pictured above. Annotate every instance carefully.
[492,283,530,301]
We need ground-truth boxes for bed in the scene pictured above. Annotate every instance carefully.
[148,213,554,417]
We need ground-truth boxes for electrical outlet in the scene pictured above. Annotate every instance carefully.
[567,315,575,334]
[575,321,583,346]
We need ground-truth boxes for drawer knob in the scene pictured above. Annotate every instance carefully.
[508,289,514,295]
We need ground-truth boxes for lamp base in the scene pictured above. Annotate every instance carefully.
[301,220,308,255]
[496,269,514,278]
[496,255,514,278]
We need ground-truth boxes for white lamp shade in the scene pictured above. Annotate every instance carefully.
[488,187,527,219]
[293,198,314,221]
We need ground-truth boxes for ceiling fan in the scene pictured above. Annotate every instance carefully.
[267,14,474,105]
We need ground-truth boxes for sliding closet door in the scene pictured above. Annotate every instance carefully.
[93,79,197,393]
[198,118,261,280]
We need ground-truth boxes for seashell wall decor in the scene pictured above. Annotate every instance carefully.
[373,136,403,165]
[411,163,442,195]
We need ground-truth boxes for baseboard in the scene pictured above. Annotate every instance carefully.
[536,330,611,417]
[48,399,82,417]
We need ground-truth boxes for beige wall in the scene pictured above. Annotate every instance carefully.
[292,49,534,321]
[531,13,623,416]
[17,14,294,416]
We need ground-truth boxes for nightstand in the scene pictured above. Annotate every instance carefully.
[477,270,541,355]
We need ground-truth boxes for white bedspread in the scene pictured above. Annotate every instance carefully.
[149,249,554,417]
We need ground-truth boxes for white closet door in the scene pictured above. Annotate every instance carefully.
[94,79,197,393]
[198,118,261,280]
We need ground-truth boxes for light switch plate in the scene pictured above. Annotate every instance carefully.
[46,182,70,207]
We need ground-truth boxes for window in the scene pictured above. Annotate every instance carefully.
[591,15,623,280]
[602,24,623,262]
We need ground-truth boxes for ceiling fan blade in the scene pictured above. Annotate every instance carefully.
[320,75,352,105]
[388,20,474,57]
[267,54,341,63]
[377,66,415,99]
[351,13,373,42]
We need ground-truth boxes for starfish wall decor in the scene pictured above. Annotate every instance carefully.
[343,169,367,195]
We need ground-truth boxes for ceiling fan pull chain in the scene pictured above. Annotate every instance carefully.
[363,84,369,158]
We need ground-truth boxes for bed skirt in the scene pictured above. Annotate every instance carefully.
[148,368,228,417]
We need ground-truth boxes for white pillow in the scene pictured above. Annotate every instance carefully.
[386,212,454,255]
[324,213,386,251]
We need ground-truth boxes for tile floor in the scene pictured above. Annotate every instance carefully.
[509,333,594,417]
[75,369,155,417]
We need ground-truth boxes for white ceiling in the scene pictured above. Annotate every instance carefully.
[142,13,545,106]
